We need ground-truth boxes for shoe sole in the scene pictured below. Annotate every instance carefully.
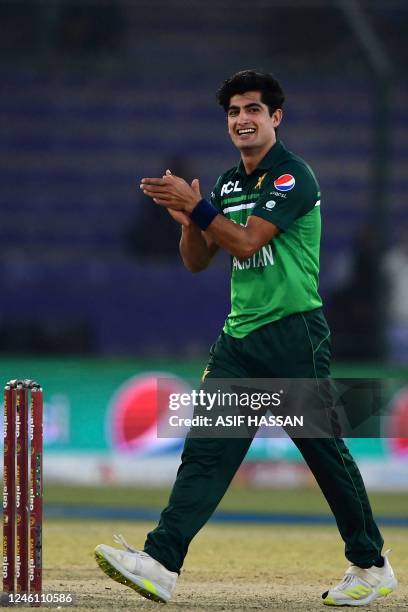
[94,550,167,603]
[323,585,396,606]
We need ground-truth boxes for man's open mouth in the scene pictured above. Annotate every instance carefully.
[237,128,256,135]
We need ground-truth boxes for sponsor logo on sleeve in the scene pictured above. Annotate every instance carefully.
[274,174,295,192]
[265,200,276,209]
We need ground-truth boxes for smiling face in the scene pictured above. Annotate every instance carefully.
[227,91,282,155]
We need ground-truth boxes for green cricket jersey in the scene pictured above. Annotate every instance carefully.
[211,140,323,338]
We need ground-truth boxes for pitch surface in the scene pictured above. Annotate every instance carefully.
[42,521,407,611]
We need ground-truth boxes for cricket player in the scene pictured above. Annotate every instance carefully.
[95,70,397,606]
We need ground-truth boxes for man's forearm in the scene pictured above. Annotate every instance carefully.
[188,200,278,260]
[204,215,255,260]
[139,174,277,260]
[203,213,278,260]
[180,224,217,273]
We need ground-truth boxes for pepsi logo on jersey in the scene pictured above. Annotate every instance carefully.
[274,174,295,192]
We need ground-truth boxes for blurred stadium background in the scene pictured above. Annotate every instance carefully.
[1,0,408,518]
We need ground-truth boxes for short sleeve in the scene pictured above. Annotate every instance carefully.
[209,175,223,213]
[251,163,320,231]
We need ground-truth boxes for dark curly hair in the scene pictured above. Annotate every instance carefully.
[216,70,285,116]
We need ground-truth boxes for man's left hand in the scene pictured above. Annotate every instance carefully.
[140,172,202,213]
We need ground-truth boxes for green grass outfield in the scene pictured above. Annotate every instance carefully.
[41,520,407,611]
[45,484,408,517]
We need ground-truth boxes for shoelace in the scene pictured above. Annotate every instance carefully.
[335,574,354,589]
[113,533,152,559]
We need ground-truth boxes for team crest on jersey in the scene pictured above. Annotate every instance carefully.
[255,173,267,189]
[274,174,295,192]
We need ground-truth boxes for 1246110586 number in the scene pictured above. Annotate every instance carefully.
[5,592,74,606]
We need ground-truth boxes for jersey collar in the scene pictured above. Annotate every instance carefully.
[236,140,285,177]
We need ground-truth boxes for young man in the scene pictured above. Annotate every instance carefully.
[95,71,397,607]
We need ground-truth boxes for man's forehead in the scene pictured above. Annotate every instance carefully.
[228,91,264,107]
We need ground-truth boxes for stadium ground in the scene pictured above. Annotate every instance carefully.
[45,520,407,611]
[32,486,407,610]
[45,484,408,517]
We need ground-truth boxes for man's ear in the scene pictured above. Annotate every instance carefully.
[272,108,283,128]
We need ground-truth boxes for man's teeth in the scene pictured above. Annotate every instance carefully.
[237,128,256,135]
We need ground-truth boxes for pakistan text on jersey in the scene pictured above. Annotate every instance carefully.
[232,244,274,271]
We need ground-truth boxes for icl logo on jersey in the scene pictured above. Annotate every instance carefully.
[220,181,242,196]
[274,174,295,192]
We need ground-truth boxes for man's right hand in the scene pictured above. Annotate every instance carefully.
[167,208,191,228]
[165,172,202,228]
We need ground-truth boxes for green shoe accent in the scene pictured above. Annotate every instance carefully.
[378,586,393,597]
[142,578,158,596]
[94,550,166,603]
[322,596,336,605]
[344,585,372,599]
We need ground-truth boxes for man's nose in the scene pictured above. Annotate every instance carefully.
[237,111,250,122]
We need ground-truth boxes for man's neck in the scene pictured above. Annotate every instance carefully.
[240,137,277,175]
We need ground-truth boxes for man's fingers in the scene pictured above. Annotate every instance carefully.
[141,173,192,211]
[191,178,200,193]
[141,177,169,186]
[141,184,171,194]
[142,188,175,202]
[168,208,191,227]
[141,174,179,186]
[149,195,174,204]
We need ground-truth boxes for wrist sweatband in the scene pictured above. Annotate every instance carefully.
[190,199,219,230]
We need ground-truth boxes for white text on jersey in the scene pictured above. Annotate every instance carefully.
[232,244,274,271]
[220,181,242,196]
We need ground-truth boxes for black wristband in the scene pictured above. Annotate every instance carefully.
[190,199,219,230]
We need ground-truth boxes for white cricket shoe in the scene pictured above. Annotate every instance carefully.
[322,550,397,606]
[95,534,177,603]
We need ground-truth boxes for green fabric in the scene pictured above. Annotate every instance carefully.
[144,311,383,573]
[206,308,331,379]
[210,140,322,338]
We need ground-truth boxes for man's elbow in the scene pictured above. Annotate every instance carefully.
[235,241,259,261]
[184,262,208,273]
[182,257,210,273]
